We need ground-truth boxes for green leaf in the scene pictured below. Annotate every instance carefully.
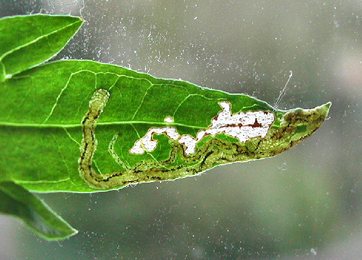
[0,15,82,82]
[0,181,77,240]
[0,14,331,240]
[0,60,331,192]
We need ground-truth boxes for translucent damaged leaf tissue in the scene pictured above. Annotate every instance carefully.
[79,88,330,189]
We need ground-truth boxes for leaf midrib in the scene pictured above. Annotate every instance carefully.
[0,121,205,129]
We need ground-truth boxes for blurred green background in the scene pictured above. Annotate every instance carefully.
[1,0,361,259]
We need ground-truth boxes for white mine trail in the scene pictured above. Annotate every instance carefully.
[129,101,275,155]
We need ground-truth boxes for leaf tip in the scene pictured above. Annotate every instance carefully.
[318,101,332,118]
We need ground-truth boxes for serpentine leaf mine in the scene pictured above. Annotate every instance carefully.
[79,89,330,190]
